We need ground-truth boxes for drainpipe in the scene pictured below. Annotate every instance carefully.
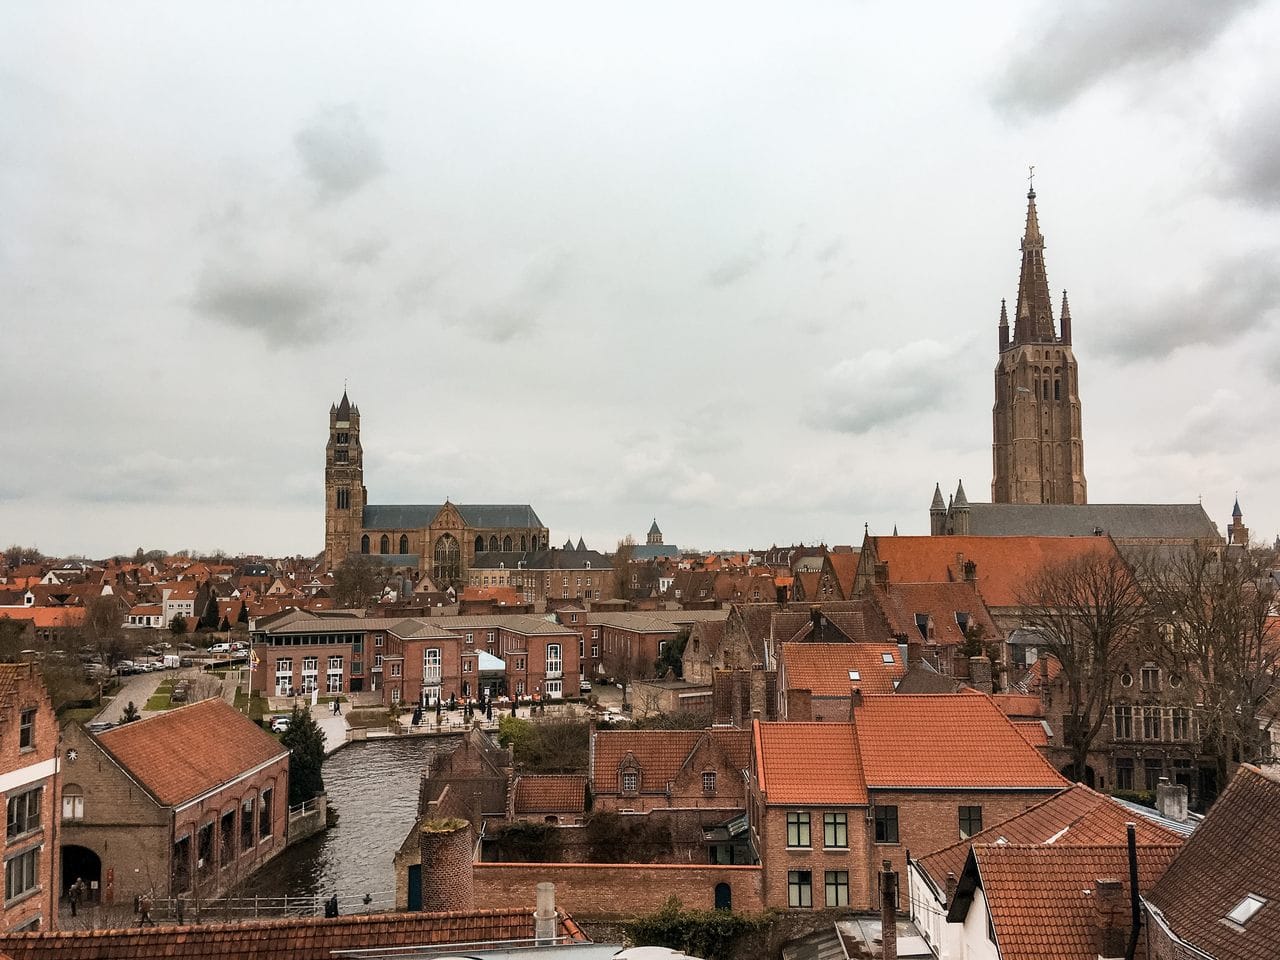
[1125,822,1141,960]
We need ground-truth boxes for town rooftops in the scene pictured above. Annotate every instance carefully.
[852,693,1066,791]
[362,503,544,530]
[948,843,1181,960]
[95,699,287,808]
[513,774,588,815]
[590,728,750,796]
[754,721,868,805]
[0,907,587,960]
[957,502,1222,542]
[778,642,906,696]
[471,548,611,570]
[1145,764,1280,959]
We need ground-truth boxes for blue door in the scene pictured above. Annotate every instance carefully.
[714,882,731,910]
[407,865,422,910]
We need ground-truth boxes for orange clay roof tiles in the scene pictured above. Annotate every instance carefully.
[754,721,868,805]
[917,783,1185,891]
[591,729,749,795]
[1012,720,1051,747]
[779,642,905,696]
[513,774,587,814]
[96,698,286,807]
[852,694,1068,790]
[968,844,1180,960]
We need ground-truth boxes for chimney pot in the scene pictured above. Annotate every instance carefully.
[944,871,957,906]
[534,882,557,944]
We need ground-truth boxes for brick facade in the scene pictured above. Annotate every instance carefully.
[417,823,475,913]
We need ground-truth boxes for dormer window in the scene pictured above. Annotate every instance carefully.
[1227,894,1266,925]
[702,772,716,794]
[622,770,639,793]
[914,614,928,639]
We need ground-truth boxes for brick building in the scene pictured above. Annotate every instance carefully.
[589,728,750,815]
[469,547,614,607]
[776,642,906,720]
[58,699,289,905]
[0,664,59,932]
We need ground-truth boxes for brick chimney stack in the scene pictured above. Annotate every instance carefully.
[849,687,863,717]
[786,688,813,722]
[1093,877,1126,960]
[1156,777,1189,822]
[968,656,993,694]
[944,871,957,906]
[880,860,897,960]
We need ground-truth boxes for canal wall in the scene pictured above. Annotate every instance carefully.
[288,793,329,846]
[471,862,763,918]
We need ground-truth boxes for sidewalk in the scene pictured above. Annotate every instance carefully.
[313,712,349,755]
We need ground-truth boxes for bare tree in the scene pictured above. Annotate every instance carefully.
[1017,548,1148,782]
[332,555,386,608]
[1143,544,1280,792]
[612,536,635,600]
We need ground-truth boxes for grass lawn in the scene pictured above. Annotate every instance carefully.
[58,706,98,726]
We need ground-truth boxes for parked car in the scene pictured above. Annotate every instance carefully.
[579,678,592,693]
[85,721,115,734]
[210,643,233,654]
[270,716,290,733]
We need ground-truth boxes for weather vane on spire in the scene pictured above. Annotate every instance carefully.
[1027,164,1036,193]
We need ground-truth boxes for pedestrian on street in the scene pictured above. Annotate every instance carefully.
[68,877,86,917]
[138,891,155,927]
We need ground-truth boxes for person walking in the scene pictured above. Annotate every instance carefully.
[68,877,86,917]
[138,891,155,927]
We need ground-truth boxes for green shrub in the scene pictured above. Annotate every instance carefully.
[623,897,771,960]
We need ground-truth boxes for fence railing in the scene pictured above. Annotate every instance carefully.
[289,797,321,818]
[143,890,397,924]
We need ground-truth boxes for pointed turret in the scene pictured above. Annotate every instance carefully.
[951,480,971,535]
[336,390,351,421]
[1233,496,1243,519]
[563,538,574,550]
[1013,187,1057,344]
[576,537,586,552]
[1060,290,1072,345]
[931,483,946,510]
[954,480,969,507]
[998,298,1010,351]
[929,483,947,536]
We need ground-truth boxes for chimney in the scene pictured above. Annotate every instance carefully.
[874,562,889,586]
[418,818,475,913]
[810,606,823,641]
[1093,877,1126,960]
[786,688,813,722]
[1155,777,1189,823]
[849,687,863,716]
[963,560,977,582]
[880,860,897,960]
[534,882,557,944]
[711,671,733,725]
[968,656,993,694]
[944,871,957,906]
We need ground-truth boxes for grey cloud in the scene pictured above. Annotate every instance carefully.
[1099,253,1280,362]
[707,239,768,287]
[1159,388,1251,456]
[992,0,1258,116]
[445,255,566,343]
[1218,89,1280,206]
[805,339,957,434]
[340,237,389,266]
[193,261,336,345]
[294,104,385,201]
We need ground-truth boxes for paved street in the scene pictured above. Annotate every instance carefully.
[92,666,225,723]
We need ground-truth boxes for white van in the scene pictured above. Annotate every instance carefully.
[210,643,233,654]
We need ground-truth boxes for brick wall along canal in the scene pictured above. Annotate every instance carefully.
[235,736,461,903]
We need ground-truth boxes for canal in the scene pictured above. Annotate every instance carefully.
[236,736,461,903]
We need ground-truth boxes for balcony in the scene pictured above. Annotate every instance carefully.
[545,664,563,680]
[424,667,442,683]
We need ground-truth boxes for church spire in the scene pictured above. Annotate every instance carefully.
[1060,290,1072,345]
[1013,185,1057,344]
[998,298,1010,351]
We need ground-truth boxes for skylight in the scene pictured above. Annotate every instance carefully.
[848,671,861,681]
[881,652,895,664]
[1227,894,1266,925]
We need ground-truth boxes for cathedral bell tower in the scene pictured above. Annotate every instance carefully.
[991,185,1087,505]
[324,391,367,570]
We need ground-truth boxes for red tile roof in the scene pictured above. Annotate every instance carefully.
[591,728,749,796]
[917,783,1185,893]
[1013,720,1051,747]
[963,844,1180,960]
[779,642,905,696]
[96,699,287,807]
[754,721,867,805]
[992,693,1044,719]
[0,607,85,628]
[869,579,1000,646]
[868,535,1127,608]
[0,908,584,960]
[513,774,587,814]
[853,694,1067,790]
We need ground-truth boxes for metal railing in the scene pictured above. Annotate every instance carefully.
[289,797,322,818]
[143,890,396,924]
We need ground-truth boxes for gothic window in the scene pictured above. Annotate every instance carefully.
[520,535,528,551]
[502,535,512,552]
[433,535,461,585]
[475,536,485,554]
[489,535,499,551]
[335,449,348,463]
[336,432,349,445]
[399,535,409,554]
[1043,380,1050,400]
[336,488,350,510]
[360,535,370,554]
[380,535,390,554]
[1054,379,1061,400]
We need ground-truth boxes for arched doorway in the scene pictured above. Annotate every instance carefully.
[714,882,731,910]
[61,845,102,901]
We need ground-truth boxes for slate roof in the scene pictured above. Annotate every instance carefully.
[853,694,1067,790]
[632,544,680,559]
[917,783,1185,894]
[952,844,1181,960]
[1146,764,1280,959]
[779,642,905,697]
[95,699,287,808]
[591,729,750,796]
[513,774,588,814]
[754,722,867,805]
[470,549,611,570]
[961,502,1221,542]
[0,908,585,960]
[362,503,544,530]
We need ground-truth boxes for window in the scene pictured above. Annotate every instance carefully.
[7,788,41,839]
[433,534,461,584]
[702,772,717,795]
[1171,707,1191,741]
[591,628,600,639]
[1115,757,1134,791]
[19,709,35,751]
[5,848,38,902]
[399,534,409,554]
[336,488,350,510]
[825,871,850,907]
[259,787,273,840]
[197,822,214,873]
[823,812,848,848]
[874,805,899,844]
[334,448,348,463]
[380,535,390,553]
[1227,894,1267,925]
[1141,706,1161,741]
[424,648,441,682]
[847,671,860,681]
[390,662,402,678]
[462,660,473,673]
[959,805,983,839]
[787,870,813,908]
[547,643,562,675]
[622,771,638,793]
[360,534,370,554]
[62,785,84,821]
[1140,663,1161,693]
[375,634,383,648]
[786,811,811,848]
[881,652,895,664]
[1144,759,1164,792]
[1119,671,1133,688]
[1113,703,1133,739]
[335,431,348,445]
[220,809,236,866]
[241,796,255,851]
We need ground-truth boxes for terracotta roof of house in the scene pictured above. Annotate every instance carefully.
[893,661,963,694]
[1146,764,1280,959]
[591,728,749,796]
[992,693,1044,719]
[869,580,1000,646]
[917,783,1185,894]
[754,721,867,805]
[1012,720,1051,747]
[0,607,85,628]
[513,774,587,814]
[0,908,585,960]
[952,843,1180,960]
[867,535,1126,608]
[853,694,1067,790]
[95,699,287,807]
[779,642,905,696]
[827,551,861,597]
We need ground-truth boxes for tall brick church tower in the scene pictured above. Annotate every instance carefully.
[324,391,367,569]
[991,185,1087,505]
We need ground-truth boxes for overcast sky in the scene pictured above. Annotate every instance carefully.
[3,1,1280,559]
